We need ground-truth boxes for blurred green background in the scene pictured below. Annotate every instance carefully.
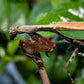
[0,0,84,84]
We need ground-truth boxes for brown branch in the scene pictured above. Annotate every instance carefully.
[66,47,79,84]
[35,52,50,84]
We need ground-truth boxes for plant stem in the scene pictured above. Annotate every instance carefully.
[35,52,50,84]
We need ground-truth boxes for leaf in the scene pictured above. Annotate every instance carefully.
[7,39,20,55]
[76,78,84,84]
[28,1,52,24]
[58,30,84,39]
[31,12,62,25]
[51,1,84,21]
[79,0,84,8]
[0,46,5,57]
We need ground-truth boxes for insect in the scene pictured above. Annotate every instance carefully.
[9,22,84,84]
[19,32,56,59]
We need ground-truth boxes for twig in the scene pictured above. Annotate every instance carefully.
[66,47,79,84]
[34,52,50,84]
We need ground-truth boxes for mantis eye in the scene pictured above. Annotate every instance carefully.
[9,30,17,40]
[9,25,18,40]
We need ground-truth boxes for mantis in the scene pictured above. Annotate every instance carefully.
[9,22,84,84]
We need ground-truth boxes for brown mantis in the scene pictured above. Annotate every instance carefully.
[19,32,56,59]
[9,22,84,84]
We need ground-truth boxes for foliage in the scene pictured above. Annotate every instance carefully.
[0,0,84,84]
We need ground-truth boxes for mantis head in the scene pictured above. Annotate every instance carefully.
[9,25,18,40]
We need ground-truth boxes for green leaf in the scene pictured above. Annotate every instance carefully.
[31,12,62,25]
[37,31,55,38]
[52,1,84,21]
[7,39,19,55]
[58,30,84,39]
[7,36,22,55]
[28,1,52,24]
[0,46,5,57]
[76,78,84,84]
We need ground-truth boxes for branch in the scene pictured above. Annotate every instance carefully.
[34,52,50,84]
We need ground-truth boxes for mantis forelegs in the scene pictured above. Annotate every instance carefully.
[19,39,41,61]
[66,47,79,84]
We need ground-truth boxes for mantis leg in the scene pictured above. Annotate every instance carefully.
[66,47,79,84]
[73,39,84,45]
[19,39,41,61]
